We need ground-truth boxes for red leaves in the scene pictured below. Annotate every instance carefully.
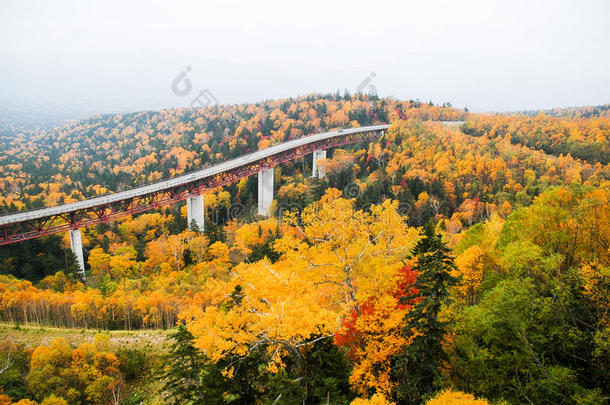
[395,108,408,120]
[394,265,420,310]
[334,306,367,349]
[334,265,419,352]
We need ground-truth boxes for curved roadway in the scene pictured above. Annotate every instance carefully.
[0,124,390,226]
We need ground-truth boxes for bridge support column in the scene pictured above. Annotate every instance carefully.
[186,194,205,232]
[258,168,274,216]
[69,229,86,279]
[312,150,327,179]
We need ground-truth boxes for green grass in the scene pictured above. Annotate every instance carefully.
[0,322,171,353]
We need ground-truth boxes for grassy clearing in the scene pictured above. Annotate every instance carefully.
[0,322,171,353]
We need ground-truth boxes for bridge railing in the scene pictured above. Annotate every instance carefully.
[0,124,390,248]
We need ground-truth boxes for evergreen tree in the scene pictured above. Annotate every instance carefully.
[392,223,459,404]
[189,219,201,233]
[204,219,227,244]
[159,323,207,405]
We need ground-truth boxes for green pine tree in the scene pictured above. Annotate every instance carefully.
[392,223,459,404]
[159,323,208,405]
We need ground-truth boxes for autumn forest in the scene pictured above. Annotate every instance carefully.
[0,94,609,405]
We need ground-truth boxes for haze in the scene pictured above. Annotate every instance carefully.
[1,0,608,118]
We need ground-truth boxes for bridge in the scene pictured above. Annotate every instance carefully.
[0,124,390,276]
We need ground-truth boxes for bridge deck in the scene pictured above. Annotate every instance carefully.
[0,124,390,228]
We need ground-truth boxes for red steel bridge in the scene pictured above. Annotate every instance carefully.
[0,124,390,247]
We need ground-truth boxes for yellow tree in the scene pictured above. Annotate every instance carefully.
[181,190,419,387]
[454,246,485,304]
[425,389,489,405]
[88,248,111,277]
[27,336,121,404]
[145,230,195,272]
[351,393,396,405]
[108,245,139,280]
[187,234,209,263]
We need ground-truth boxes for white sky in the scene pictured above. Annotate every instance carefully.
[1,0,608,114]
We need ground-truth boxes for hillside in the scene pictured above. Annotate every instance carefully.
[0,94,608,404]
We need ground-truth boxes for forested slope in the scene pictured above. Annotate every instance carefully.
[0,95,608,404]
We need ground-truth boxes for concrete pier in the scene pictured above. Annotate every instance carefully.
[186,194,205,231]
[312,150,327,179]
[69,229,86,279]
[257,168,274,216]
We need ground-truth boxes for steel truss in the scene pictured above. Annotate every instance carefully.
[0,129,385,245]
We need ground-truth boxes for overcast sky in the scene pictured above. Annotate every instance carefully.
[1,0,608,116]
